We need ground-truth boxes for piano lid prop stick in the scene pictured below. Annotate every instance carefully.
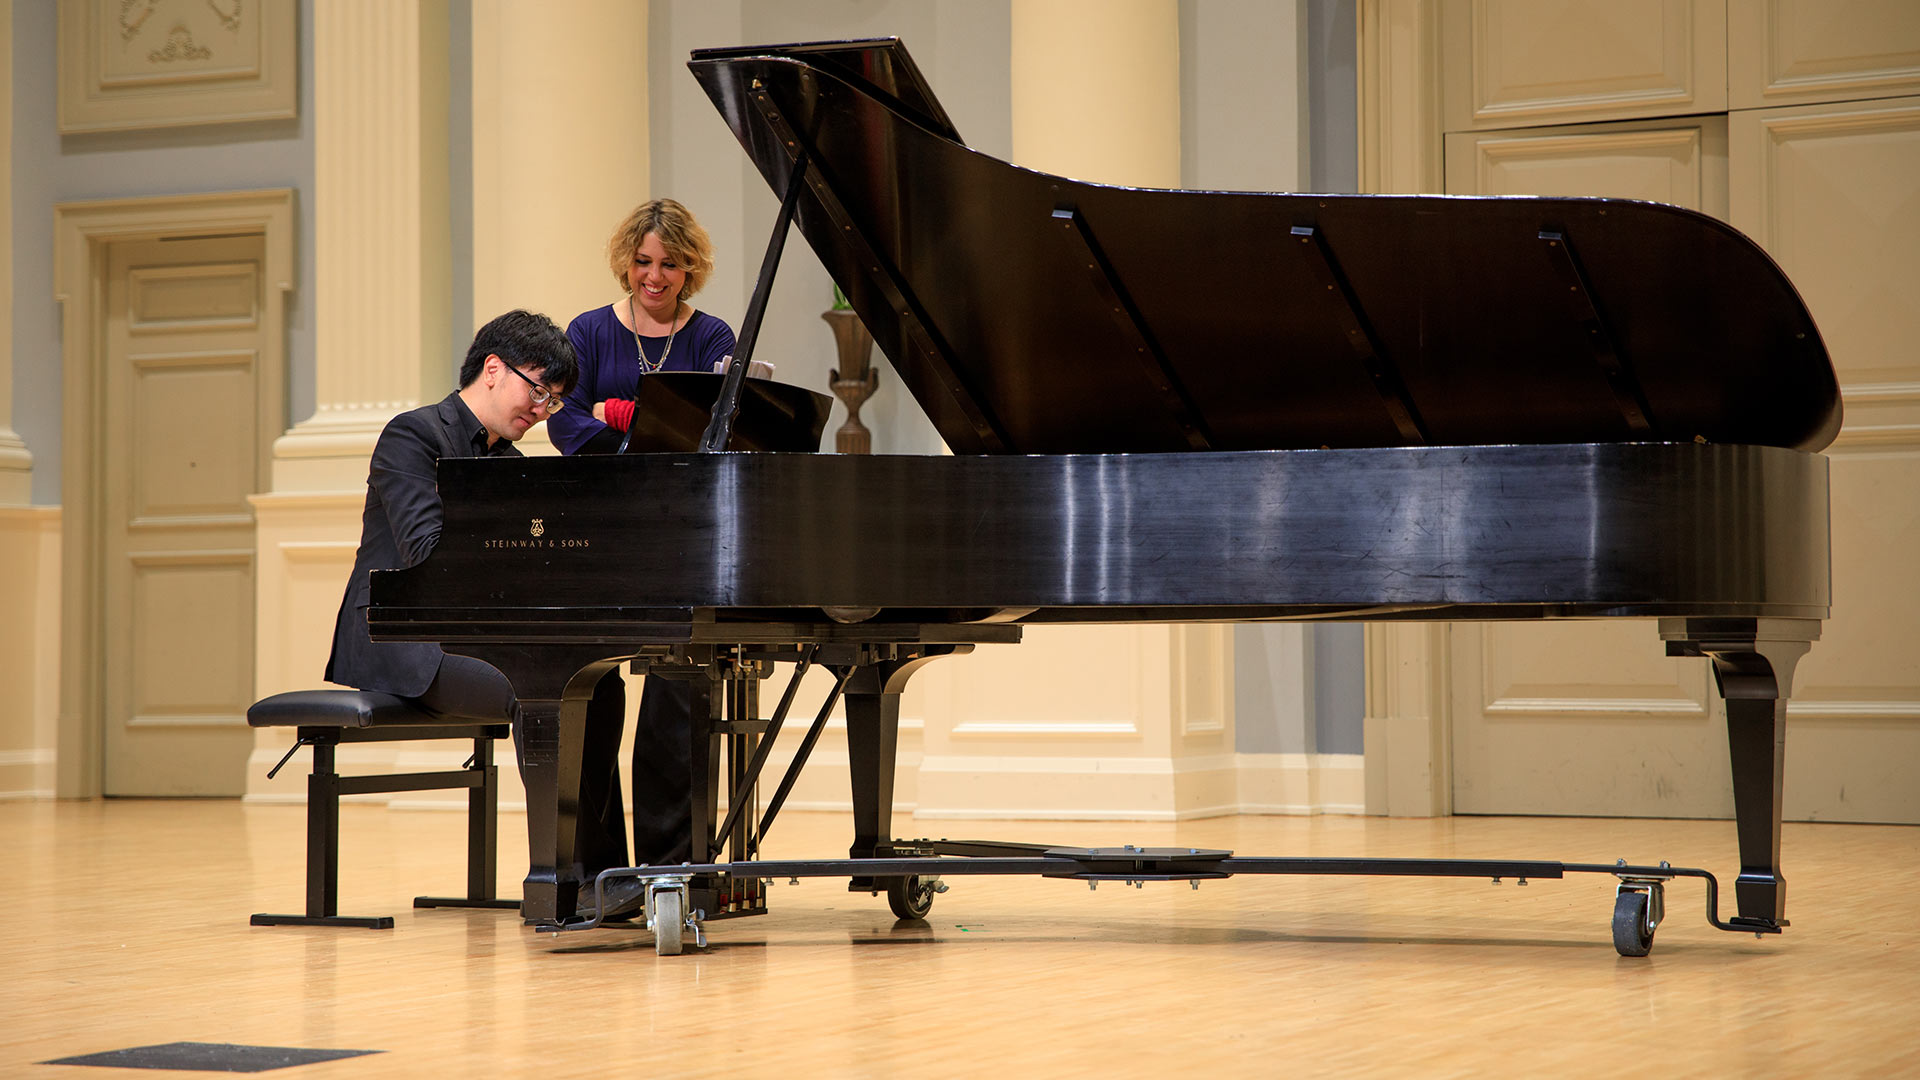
[700,150,811,452]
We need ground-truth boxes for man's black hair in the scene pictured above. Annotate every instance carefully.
[459,309,579,393]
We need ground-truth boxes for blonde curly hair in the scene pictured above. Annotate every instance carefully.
[606,198,714,300]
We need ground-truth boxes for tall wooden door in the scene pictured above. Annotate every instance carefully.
[100,235,266,796]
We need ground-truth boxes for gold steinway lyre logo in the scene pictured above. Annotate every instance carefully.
[529,518,545,538]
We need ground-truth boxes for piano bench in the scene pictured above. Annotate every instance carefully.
[246,689,521,929]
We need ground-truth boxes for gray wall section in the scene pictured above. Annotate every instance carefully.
[1179,0,1307,193]
[1225,0,1364,755]
[448,1,472,371]
[1308,0,1358,196]
[10,0,318,506]
[1312,623,1364,755]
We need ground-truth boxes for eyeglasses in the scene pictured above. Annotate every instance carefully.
[501,360,566,413]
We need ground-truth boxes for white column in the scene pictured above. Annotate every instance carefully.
[249,0,452,800]
[469,0,649,457]
[471,0,649,334]
[274,0,452,491]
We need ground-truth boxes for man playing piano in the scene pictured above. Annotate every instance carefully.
[323,310,634,916]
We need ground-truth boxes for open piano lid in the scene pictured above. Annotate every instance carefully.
[691,39,1842,455]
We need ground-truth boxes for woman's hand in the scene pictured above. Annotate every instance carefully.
[591,401,606,423]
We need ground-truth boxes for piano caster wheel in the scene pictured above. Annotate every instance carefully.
[887,875,936,921]
[1612,887,1658,957]
[652,889,685,956]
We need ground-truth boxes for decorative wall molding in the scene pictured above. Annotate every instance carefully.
[949,720,1141,738]
[57,0,297,133]
[0,749,58,801]
[1786,700,1920,722]
[1482,696,1710,718]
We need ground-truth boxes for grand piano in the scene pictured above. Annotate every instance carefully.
[368,39,1838,958]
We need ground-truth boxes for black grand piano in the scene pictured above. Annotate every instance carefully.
[369,39,1838,958]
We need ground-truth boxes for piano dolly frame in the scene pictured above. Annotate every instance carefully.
[568,845,1737,959]
[541,616,1811,959]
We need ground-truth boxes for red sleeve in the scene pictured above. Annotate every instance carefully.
[603,397,634,432]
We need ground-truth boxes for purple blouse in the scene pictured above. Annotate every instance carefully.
[549,304,738,454]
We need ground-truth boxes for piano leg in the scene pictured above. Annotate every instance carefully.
[844,647,970,881]
[844,668,901,871]
[1661,617,1819,932]
[455,648,626,925]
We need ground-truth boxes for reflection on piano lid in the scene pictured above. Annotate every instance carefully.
[689,38,1841,456]
[620,372,832,453]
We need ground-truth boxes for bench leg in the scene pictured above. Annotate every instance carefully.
[414,738,518,912]
[252,740,397,929]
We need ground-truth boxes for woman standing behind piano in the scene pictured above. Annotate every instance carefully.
[542,199,737,892]
[548,198,738,454]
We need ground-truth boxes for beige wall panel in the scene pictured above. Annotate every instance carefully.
[1731,97,1920,389]
[946,626,1155,743]
[1443,0,1728,131]
[1782,718,1920,823]
[1730,0,1920,108]
[1172,625,1231,737]
[1780,447,1920,823]
[914,625,1240,820]
[1451,621,1730,816]
[1445,117,1729,216]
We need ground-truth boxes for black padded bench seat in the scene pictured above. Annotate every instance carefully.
[247,689,520,928]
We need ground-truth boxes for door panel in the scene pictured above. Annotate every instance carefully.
[1450,622,1726,817]
[1443,0,1728,130]
[1444,115,1728,214]
[103,236,264,796]
[1729,0,1920,109]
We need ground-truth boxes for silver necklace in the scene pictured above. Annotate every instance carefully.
[631,293,682,373]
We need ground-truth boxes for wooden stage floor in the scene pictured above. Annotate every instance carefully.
[3,799,1915,1077]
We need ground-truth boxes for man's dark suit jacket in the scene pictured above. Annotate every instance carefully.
[325,392,518,697]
